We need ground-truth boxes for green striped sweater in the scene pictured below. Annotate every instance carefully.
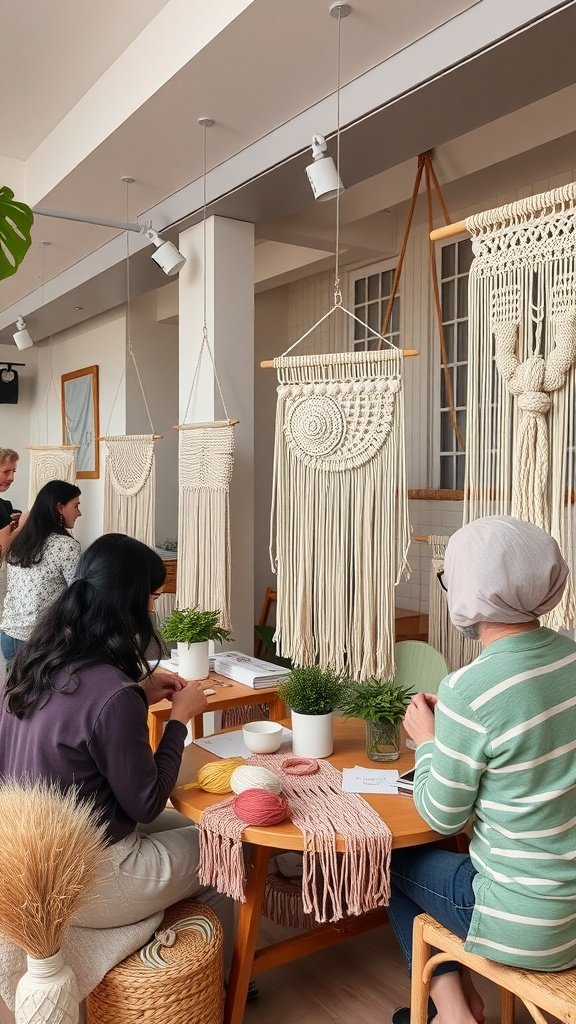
[414,626,576,971]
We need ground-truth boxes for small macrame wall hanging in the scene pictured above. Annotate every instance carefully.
[464,183,576,629]
[174,118,237,630]
[427,535,480,671]
[269,344,410,681]
[102,434,156,546]
[28,445,77,505]
[175,337,237,631]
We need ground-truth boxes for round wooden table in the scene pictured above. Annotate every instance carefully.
[171,717,439,1024]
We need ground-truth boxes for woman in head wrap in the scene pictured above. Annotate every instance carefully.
[390,516,576,1024]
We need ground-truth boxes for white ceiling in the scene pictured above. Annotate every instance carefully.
[0,0,172,158]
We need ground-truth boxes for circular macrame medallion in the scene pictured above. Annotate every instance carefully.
[286,395,345,458]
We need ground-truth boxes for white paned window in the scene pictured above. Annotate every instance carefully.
[349,261,399,351]
[439,238,473,489]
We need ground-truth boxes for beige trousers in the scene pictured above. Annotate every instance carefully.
[74,809,235,970]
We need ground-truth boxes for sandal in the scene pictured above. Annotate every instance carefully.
[392,998,436,1024]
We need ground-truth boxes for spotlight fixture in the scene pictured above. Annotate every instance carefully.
[13,316,33,350]
[305,134,344,202]
[143,227,186,276]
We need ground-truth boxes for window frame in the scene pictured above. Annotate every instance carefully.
[347,257,400,352]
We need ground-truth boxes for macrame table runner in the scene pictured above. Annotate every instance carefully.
[464,183,576,628]
[28,445,77,505]
[270,350,409,681]
[103,434,156,546]
[176,422,234,630]
[428,535,480,671]
[199,753,392,923]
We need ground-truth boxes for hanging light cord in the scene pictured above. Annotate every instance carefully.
[334,7,343,307]
[183,122,230,424]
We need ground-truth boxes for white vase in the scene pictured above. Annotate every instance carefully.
[291,710,334,758]
[177,640,209,680]
[15,950,79,1024]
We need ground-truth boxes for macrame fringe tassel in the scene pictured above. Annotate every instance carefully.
[262,874,315,930]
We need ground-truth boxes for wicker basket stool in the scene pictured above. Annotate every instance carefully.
[86,900,223,1024]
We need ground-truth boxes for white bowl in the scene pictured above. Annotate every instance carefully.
[242,721,283,754]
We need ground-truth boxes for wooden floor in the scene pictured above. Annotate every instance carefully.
[245,919,541,1024]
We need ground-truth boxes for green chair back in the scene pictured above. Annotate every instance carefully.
[393,640,448,696]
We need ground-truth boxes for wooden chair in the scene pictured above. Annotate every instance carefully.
[393,641,448,696]
[410,914,576,1024]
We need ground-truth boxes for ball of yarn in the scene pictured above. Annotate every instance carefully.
[230,764,283,795]
[281,756,319,776]
[233,789,289,826]
[196,758,245,793]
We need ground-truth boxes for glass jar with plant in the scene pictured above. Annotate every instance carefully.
[277,666,348,758]
[160,607,232,681]
[339,679,415,761]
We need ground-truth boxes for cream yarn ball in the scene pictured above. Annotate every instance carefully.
[230,764,283,795]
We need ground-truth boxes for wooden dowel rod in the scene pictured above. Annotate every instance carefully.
[413,535,429,543]
[172,419,239,430]
[25,444,79,450]
[430,220,468,241]
[97,434,163,441]
[260,350,419,368]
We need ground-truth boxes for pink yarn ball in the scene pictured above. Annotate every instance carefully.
[233,788,289,826]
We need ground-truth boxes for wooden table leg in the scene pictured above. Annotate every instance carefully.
[147,710,165,751]
[191,712,205,739]
[268,694,286,722]
[224,844,272,1024]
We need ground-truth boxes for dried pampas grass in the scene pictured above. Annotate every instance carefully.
[0,780,107,959]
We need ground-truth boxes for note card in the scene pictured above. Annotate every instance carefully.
[341,766,399,794]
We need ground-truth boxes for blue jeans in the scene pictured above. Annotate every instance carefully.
[388,845,476,976]
[0,631,24,663]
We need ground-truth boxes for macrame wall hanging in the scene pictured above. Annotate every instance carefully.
[427,535,480,671]
[264,8,413,680]
[26,247,78,504]
[464,182,576,629]
[100,180,161,546]
[174,118,237,630]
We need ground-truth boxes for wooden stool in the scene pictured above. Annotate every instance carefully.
[86,900,223,1024]
[410,914,576,1024]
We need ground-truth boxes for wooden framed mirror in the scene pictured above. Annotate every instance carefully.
[61,364,100,479]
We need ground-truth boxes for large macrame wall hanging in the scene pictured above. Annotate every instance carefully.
[103,434,156,547]
[270,349,410,681]
[427,535,480,671]
[464,183,576,629]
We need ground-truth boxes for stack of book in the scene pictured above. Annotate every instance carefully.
[212,651,291,689]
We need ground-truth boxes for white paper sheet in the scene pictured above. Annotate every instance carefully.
[194,728,293,759]
[341,765,400,794]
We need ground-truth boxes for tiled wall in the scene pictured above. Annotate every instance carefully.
[395,500,464,613]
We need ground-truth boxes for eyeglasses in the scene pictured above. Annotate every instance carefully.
[436,570,447,593]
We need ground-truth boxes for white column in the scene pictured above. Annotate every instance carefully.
[178,216,255,654]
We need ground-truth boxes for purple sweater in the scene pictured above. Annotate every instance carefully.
[0,663,187,844]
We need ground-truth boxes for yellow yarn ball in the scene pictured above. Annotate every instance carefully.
[230,764,283,795]
[195,758,246,793]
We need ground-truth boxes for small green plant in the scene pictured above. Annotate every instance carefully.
[160,607,232,645]
[277,665,348,716]
[339,678,415,724]
[157,537,177,552]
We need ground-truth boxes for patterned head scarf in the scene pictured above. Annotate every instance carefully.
[444,516,568,627]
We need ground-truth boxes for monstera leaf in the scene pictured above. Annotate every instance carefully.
[0,186,34,280]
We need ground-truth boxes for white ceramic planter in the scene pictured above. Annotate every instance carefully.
[291,710,334,758]
[15,950,79,1024]
[177,640,209,680]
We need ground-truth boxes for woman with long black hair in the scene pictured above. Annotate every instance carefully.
[0,532,233,957]
[0,478,81,663]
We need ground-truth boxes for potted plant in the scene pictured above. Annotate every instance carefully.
[160,607,232,680]
[277,666,348,758]
[339,678,415,761]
